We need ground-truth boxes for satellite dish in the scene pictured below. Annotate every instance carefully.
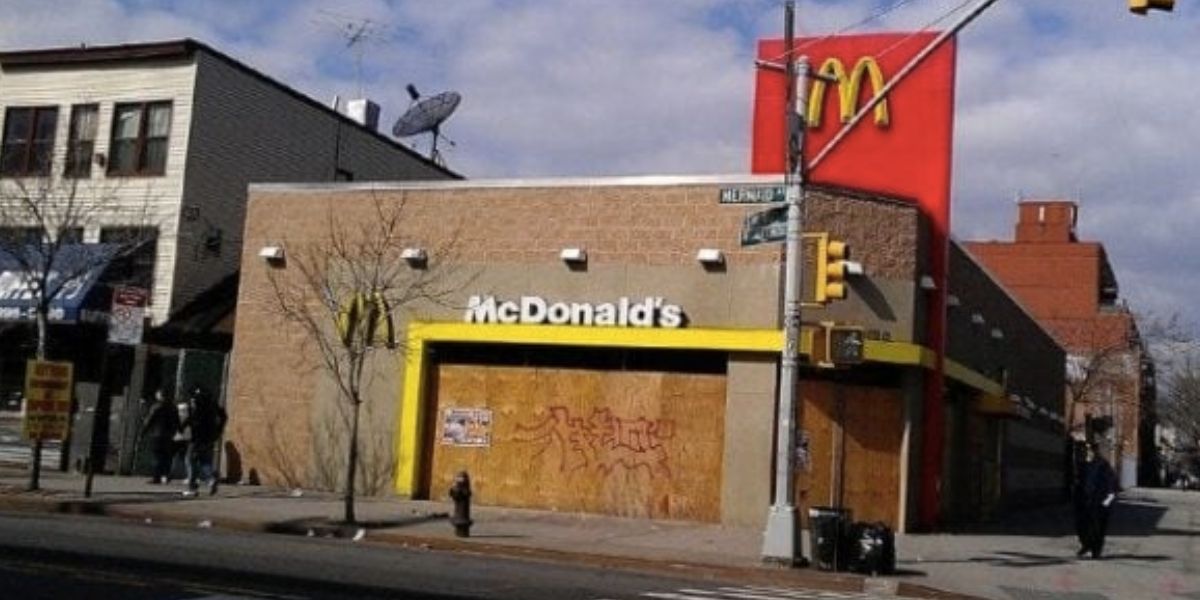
[392,85,461,166]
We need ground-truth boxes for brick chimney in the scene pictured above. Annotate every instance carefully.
[1015,200,1077,243]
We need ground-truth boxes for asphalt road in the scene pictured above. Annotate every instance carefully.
[0,512,888,600]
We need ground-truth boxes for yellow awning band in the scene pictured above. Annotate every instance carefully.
[392,322,1004,495]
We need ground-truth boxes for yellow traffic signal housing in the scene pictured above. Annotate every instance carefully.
[1130,0,1174,14]
[816,235,851,302]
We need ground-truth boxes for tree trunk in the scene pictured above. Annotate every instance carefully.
[27,305,49,491]
[343,397,362,524]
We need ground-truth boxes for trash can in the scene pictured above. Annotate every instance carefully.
[808,506,850,571]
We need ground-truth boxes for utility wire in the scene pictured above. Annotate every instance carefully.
[765,0,924,64]
[766,0,973,65]
[870,0,976,63]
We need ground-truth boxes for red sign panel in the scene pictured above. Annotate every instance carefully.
[752,33,958,528]
[751,32,956,237]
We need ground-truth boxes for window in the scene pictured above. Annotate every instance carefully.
[64,104,98,178]
[108,102,171,176]
[0,227,44,246]
[100,226,157,293]
[1,106,59,177]
[57,227,84,244]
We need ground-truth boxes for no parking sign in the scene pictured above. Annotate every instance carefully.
[108,286,149,345]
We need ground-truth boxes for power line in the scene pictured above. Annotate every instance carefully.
[766,0,924,64]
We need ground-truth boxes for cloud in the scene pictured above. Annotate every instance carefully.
[2,0,1198,332]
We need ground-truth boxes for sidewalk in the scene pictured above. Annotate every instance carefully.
[9,469,1198,600]
[0,466,971,599]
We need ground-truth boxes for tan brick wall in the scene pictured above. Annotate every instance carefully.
[228,179,924,496]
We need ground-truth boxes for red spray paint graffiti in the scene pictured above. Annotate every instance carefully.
[514,406,675,477]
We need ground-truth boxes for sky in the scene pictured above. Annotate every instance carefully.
[1,0,1196,331]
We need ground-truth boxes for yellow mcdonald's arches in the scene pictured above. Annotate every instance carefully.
[806,56,890,128]
[335,292,396,349]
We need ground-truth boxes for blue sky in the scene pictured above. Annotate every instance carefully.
[1,0,1197,333]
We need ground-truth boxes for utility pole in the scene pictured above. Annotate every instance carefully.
[762,0,809,566]
[758,0,1005,558]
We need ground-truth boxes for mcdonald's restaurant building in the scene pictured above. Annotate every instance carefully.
[226,175,1067,531]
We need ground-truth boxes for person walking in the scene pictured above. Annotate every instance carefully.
[181,386,227,497]
[1075,442,1118,559]
[139,389,178,484]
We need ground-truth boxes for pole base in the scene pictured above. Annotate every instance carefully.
[761,504,804,566]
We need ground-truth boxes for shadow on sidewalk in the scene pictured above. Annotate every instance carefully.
[939,499,1172,539]
[264,513,451,538]
[908,549,1172,568]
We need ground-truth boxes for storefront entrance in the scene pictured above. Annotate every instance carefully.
[421,345,728,521]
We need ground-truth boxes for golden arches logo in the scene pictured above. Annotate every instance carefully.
[336,292,395,349]
[806,57,890,128]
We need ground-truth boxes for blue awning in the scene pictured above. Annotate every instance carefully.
[0,244,119,323]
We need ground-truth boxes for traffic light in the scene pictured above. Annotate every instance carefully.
[827,325,865,365]
[1130,0,1174,14]
[809,321,865,368]
[816,234,852,303]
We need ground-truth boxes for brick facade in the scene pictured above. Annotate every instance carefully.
[965,200,1153,487]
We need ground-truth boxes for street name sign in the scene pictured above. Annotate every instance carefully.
[719,185,786,205]
[741,206,788,246]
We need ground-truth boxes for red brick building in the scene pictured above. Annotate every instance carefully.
[965,201,1156,487]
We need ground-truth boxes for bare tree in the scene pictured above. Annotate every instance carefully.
[0,174,157,490]
[265,192,465,524]
[1161,352,1200,444]
[1063,317,1141,440]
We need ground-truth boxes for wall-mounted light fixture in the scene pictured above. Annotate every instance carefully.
[919,275,937,290]
[401,247,428,267]
[560,247,587,264]
[947,294,961,307]
[696,248,725,265]
[258,245,285,263]
[971,312,986,326]
[990,327,1004,340]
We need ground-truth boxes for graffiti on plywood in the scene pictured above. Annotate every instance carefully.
[514,406,675,477]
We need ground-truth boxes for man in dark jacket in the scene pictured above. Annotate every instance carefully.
[1075,442,1118,559]
[139,389,177,484]
[181,386,227,497]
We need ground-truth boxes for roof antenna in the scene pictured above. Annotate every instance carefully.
[312,9,395,97]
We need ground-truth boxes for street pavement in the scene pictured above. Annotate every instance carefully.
[0,465,1196,599]
[0,417,60,470]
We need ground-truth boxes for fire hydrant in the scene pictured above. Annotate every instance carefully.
[448,470,473,538]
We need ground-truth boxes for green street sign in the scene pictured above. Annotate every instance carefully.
[741,206,788,246]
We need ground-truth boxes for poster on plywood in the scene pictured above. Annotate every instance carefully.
[441,407,493,447]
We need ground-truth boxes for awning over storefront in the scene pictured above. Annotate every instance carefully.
[0,244,119,323]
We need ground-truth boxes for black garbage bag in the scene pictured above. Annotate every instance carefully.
[846,521,896,575]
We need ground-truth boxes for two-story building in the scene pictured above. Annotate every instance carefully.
[0,39,456,469]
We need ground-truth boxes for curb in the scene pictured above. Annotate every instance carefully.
[0,488,981,600]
